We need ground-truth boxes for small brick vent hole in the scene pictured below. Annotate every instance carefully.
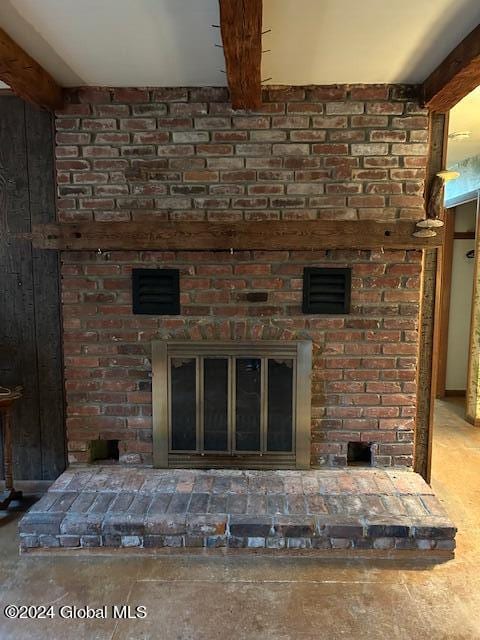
[90,440,119,463]
[347,441,372,466]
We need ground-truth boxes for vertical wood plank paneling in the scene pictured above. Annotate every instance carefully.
[0,95,65,480]
[0,96,41,479]
[25,102,66,479]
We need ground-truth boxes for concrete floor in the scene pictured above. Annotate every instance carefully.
[0,398,479,640]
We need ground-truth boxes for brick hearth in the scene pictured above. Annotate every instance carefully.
[18,467,456,555]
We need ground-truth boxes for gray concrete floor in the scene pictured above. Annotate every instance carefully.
[0,397,479,640]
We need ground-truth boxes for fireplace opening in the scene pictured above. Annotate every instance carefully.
[347,441,372,466]
[152,341,312,469]
[90,439,119,463]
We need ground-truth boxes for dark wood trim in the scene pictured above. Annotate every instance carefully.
[27,219,444,251]
[466,201,480,426]
[435,209,455,398]
[423,23,480,112]
[219,0,262,110]
[444,390,466,397]
[415,112,448,483]
[0,27,64,111]
[454,231,476,240]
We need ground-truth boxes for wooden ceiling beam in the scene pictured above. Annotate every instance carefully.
[219,0,262,110]
[423,23,480,113]
[28,220,443,251]
[0,27,64,111]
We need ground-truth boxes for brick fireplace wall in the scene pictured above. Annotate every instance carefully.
[56,85,429,468]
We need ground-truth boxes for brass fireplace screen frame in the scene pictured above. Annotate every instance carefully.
[152,341,312,469]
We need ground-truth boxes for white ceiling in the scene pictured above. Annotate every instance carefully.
[0,0,479,87]
[265,0,480,85]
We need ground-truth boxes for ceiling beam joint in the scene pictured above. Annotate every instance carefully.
[218,0,262,110]
[0,27,64,111]
[423,23,480,113]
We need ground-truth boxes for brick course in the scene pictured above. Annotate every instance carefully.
[55,85,428,224]
[55,85,430,468]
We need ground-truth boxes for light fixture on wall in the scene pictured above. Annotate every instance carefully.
[437,170,461,179]
[413,170,460,238]
[448,131,471,140]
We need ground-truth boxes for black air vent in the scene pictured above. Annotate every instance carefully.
[132,268,180,315]
[302,267,351,314]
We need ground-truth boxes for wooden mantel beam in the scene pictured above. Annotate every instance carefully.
[0,27,64,111]
[28,220,444,251]
[219,0,262,110]
[423,23,480,113]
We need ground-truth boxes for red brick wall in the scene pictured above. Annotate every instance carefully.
[56,85,429,468]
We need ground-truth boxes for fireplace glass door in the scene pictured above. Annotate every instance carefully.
[153,341,311,469]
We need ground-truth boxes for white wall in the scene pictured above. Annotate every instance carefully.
[446,201,477,391]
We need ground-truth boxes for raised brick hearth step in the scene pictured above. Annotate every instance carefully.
[18,467,456,556]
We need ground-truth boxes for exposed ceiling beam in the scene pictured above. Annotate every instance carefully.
[0,26,64,111]
[423,23,480,113]
[219,0,262,110]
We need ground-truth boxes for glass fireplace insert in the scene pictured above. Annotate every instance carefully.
[152,341,312,469]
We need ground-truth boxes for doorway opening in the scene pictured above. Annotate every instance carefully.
[436,202,477,405]
[432,85,480,485]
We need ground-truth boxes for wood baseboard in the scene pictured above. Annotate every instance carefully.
[466,414,480,428]
[0,480,51,493]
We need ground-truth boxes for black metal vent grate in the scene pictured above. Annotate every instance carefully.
[302,267,351,314]
[132,268,180,315]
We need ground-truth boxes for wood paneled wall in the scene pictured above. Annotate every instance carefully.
[0,95,65,480]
